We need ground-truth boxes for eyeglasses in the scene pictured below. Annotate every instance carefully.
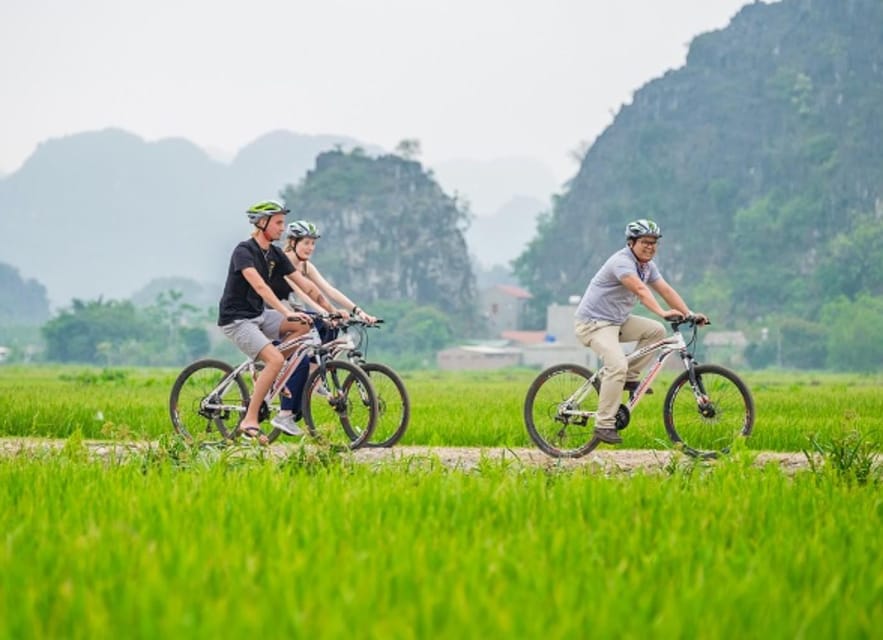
[636,238,659,247]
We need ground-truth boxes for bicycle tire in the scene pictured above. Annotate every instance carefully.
[524,363,601,458]
[302,360,378,450]
[359,362,411,448]
[663,363,754,457]
[169,359,250,441]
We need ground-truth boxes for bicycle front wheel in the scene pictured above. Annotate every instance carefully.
[303,361,377,450]
[663,364,754,456]
[360,362,410,448]
[169,359,249,441]
[524,363,601,458]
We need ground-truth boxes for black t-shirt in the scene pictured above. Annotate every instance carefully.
[268,256,294,301]
[217,238,294,325]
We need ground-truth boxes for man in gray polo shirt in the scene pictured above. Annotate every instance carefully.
[574,219,707,444]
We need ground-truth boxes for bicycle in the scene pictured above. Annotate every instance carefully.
[169,320,378,449]
[326,317,411,448]
[523,315,754,458]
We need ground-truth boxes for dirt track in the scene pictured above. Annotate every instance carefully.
[0,438,813,474]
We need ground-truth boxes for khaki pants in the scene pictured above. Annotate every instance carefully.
[574,315,665,428]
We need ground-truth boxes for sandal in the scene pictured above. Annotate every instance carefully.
[238,425,269,446]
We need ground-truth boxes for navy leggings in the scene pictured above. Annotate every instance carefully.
[280,356,310,419]
[281,317,338,418]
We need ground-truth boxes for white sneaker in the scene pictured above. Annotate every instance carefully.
[271,413,303,436]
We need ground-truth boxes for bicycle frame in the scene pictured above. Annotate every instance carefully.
[562,324,695,421]
[200,329,322,418]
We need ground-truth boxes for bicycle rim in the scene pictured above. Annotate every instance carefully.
[524,363,601,458]
[303,361,377,450]
[169,359,249,441]
[664,364,755,456]
[360,362,410,448]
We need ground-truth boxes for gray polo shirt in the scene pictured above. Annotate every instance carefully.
[575,247,661,324]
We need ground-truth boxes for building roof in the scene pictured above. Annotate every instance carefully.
[492,284,532,299]
[501,330,548,345]
[438,345,522,356]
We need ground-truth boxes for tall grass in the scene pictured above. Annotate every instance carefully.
[1,446,881,638]
[0,365,881,451]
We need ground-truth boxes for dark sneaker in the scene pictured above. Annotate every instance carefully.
[624,380,653,399]
[594,427,623,444]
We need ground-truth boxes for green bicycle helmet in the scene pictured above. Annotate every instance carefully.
[246,200,289,225]
[287,220,321,240]
[625,219,662,241]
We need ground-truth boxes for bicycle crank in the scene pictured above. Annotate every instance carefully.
[615,404,631,431]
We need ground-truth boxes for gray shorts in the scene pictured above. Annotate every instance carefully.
[220,309,285,360]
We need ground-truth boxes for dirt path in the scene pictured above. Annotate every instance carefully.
[0,437,813,474]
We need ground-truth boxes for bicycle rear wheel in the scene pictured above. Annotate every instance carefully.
[169,359,249,441]
[360,362,410,448]
[663,364,754,457]
[303,361,377,450]
[524,363,601,458]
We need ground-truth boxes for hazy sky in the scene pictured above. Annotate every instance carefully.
[1,0,758,183]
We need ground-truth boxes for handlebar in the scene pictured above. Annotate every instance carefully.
[343,317,384,327]
[667,314,710,329]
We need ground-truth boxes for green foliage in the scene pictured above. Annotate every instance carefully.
[779,317,828,369]
[514,0,883,346]
[40,290,211,366]
[2,449,883,637]
[816,219,883,300]
[744,339,777,369]
[353,299,457,369]
[2,366,883,455]
[804,428,881,486]
[821,294,883,372]
[42,298,159,364]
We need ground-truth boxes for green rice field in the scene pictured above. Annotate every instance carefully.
[0,365,880,450]
[1,365,881,638]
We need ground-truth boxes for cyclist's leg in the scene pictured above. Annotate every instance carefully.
[619,315,665,382]
[243,343,283,435]
[575,320,625,429]
[280,356,310,419]
[266,310,312,433]
[222,313,283,440]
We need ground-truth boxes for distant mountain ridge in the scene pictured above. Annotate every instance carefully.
[0,128,556,308]
[0,128,380,307]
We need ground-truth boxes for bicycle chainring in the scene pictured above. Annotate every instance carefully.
[258,401,270,423]
[615,404,631,431]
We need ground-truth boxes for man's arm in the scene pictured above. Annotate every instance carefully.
[621,274,682,319]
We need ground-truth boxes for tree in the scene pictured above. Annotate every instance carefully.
[394,139,422,160]
[821,295,883,372]
[42,298,160,363]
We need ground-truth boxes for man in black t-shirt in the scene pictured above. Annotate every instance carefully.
[217,200,312,444]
